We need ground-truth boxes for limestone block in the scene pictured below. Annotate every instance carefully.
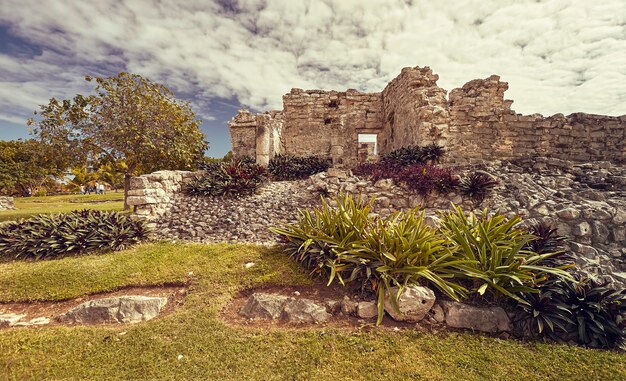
[384,285,436,323]
[440,301,511,333]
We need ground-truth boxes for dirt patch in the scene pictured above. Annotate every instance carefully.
[221,282,443,332]
[0,285,188,328]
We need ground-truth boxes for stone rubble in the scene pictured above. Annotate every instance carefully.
[154,180,319,245]
[239,290,518,334]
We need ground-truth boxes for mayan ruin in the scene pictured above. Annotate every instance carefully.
[229,66,626,166]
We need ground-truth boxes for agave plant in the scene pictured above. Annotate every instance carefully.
[268,154,330,181]
[438,205,573,304]
[515,278,626,348]
[459,172,498,204]
[185,159,268,197]
[524,221,573,268]
[0,210,149,260]
[379,145,426,167]
[271,193,468,324]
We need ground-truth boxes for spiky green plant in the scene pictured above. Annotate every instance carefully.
[0,210,149,260]
[271,193,467,324]
[438,205,573,304]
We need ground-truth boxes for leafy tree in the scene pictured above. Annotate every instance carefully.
[28,72,208,209]
[0,139,66,196]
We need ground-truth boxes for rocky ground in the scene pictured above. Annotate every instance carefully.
[154,181,319,245]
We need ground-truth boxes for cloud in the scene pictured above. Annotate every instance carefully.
[0,0,624,132]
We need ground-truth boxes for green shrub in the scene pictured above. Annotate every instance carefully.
[438,206,572,304]
[379,144,445,167]
[185,158,268,197]
[268,154,330,181]
[459,172,498,204]
[271,193,466,325]
[0,210,149,260]
[514,278,626,348]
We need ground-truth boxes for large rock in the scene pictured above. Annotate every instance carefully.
[240,293,289,320]
[283,298,331,323]
[0,313,26,327]
[440,301,511,333]
[356,301,378,319]
[384,285,436,323]
[58,296,167,324]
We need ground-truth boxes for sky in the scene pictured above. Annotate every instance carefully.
[0,0,625,158]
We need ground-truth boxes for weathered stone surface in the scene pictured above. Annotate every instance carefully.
[340,296,357,316]
[0,196,14,211]
[431,303,445,323]
[240,293,289,320]
[0,313,26,327]
[384,286,436,323]
[283,298,331,323]
[58,296,167,324]
[229,66,625,167]
[356,301,378,319]
[440,301,511,333]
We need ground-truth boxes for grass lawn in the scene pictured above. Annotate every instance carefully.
[0,242,624,380]
[0,192,125,222]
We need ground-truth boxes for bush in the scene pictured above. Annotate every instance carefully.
[0,210,149,260]
[271,193,466,325]
[352,163,459,196]
[459,172,498,204]
[514,278,626,348]
[438,205,572,304]
[379,143,445,167]
[268,154,330,181]
[400,165,459,196]
[185,159,268,197]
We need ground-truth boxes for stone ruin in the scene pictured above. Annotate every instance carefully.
[127,65,626,289]
[228,66,625,166]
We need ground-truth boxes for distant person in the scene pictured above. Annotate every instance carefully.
[80,185,85,194]
[26,187,32,197]
[94,182,99,195]
[99,183,105,195]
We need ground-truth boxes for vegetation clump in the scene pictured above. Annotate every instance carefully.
[514,278,626,349]
[270,194,626,349]
[185,158,268,197]
[269,154,330,181]
[0,210,149,260]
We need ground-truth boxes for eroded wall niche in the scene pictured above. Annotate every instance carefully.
[228,66,625,166]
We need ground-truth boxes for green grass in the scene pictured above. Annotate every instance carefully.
[0,242,624,380]
[0,192,124,222]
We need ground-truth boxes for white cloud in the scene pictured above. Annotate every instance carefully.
[0,0,624,129]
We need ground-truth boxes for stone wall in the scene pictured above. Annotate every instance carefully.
[378,66,449,153]
[0,196,14,211]
[126,170,194,225]
[229,65,625,165]
[446,76,626,163]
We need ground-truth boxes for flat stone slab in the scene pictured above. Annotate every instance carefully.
[58,296,167,324]
[440,301,511,333]
[240,292,331,323]
[0,313,26,327]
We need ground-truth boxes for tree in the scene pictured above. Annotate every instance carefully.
[28,72,208,209]
[0,139,66,196]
